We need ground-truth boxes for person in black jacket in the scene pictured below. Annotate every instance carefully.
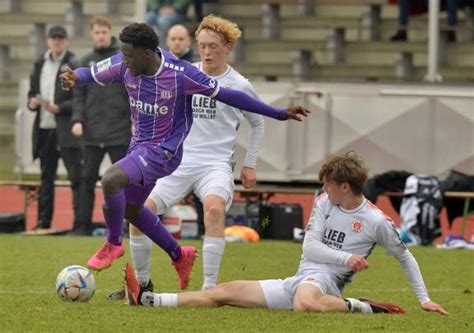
[27,25,82,230]
[71,16,131,235]
[167,24,198,63]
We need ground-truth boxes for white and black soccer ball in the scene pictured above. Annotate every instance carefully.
[56,265,95,302]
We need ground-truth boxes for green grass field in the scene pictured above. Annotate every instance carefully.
[0,235,472,332]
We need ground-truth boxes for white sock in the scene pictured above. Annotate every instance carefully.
[141,292,178,307]
[202,236,226,289]
[345,298,373,313]
[129,234,152,286]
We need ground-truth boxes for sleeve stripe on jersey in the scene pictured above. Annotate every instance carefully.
[210,85,220,98]
[90,67,105,86]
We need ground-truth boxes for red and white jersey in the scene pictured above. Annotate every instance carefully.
[175,62,264,175]
[298,192,407,290]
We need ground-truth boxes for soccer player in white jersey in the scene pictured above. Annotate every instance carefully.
[124,152,448,315]
[126,14,265,292]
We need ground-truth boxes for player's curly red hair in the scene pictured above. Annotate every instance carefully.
[195,14,242,44]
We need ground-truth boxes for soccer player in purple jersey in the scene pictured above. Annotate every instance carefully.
[60,23,310,287]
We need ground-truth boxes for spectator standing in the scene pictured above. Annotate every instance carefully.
[167,24,198,62]
[71,17,132,235]
[27,25,82,231]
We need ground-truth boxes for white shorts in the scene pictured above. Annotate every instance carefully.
[149,163,234,214]
[259,272,341,310]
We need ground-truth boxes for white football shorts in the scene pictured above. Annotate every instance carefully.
[148,163,234,214]
[259,272,342,310]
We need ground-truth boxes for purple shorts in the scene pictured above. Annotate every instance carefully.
[116,144,182,205]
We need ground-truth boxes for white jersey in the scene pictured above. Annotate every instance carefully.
[299,192,407,291]
[175,63,264,176]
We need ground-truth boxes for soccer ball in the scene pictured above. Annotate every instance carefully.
[55,265,95,302]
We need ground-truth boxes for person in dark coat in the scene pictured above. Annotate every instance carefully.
[27,25,82,230]
[71,16,132,235]
[167,24,198,63]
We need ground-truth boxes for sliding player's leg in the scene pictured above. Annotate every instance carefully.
[125,262,268,308]
[292,274,404,314]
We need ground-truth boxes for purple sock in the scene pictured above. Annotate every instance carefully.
[131,206,182,262]
[103,190,126,246]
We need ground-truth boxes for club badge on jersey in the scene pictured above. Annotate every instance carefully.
[351,220,364,233]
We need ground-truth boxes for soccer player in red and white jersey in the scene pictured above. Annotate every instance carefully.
[124,151,448,315]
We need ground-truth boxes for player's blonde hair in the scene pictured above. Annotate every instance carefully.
[195,14,242,43]
[319,151,369,195]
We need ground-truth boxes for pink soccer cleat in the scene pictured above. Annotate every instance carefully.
[123,262,141,306]
[172,246,197,290]
[87,241,124,271]
[359,299,406,314]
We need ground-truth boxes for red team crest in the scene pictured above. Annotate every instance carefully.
[351,220,363,233]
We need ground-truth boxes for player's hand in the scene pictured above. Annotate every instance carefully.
[45,102,59,113]
[241,166,257,189]
[60,66,77,91]
[346,254,369,272]
[71,122,83,137]
[28,97,40,110]
[286,106,311,122]
[421,301,449,315]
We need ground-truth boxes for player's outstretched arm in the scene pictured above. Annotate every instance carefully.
[215,87,311,121]
[421,301,449,315]
[395,250,449,314]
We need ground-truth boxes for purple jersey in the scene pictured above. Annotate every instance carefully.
[89,48,219,153]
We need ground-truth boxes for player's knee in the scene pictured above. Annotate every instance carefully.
[101,166,126,194]
[293,299,324,313]
[208,282,234,305]
[205,204,224,221]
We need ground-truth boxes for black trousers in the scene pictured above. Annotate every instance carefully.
[75,145,128,232]
[37,129,82,229]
